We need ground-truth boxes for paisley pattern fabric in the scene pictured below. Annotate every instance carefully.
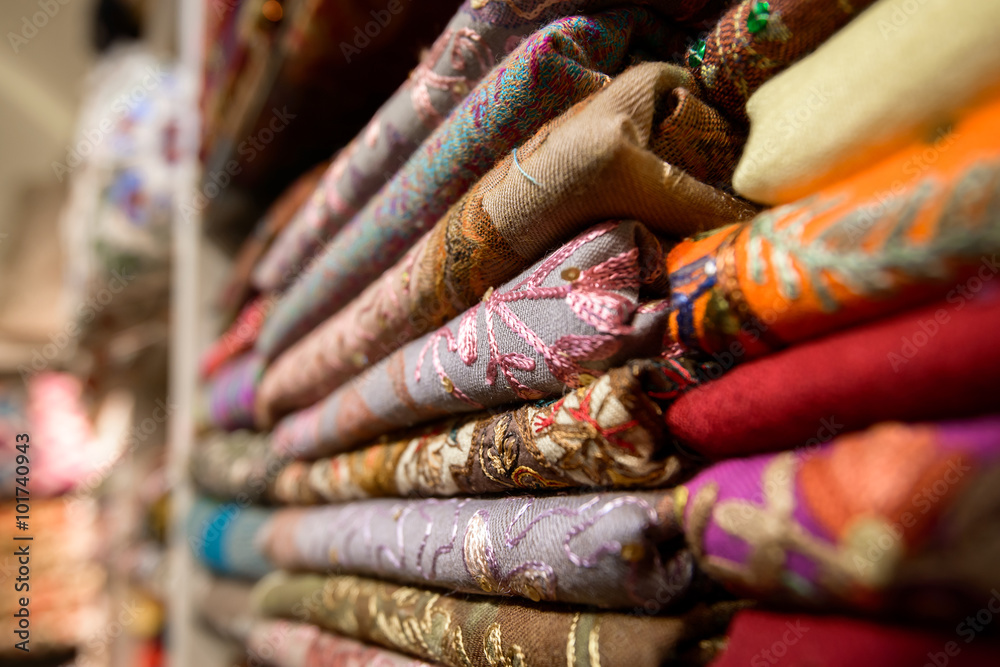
[187,497,273,578]
[686,0,877,125]
[255,9,685,359]
[258,491,694,609]
[251,0,718,295]
[252,572,744,667]
[200,297,271,380]
[667,95,1000,358]
[256,62,754,423]
[246,619,436,667]
[270,221,674,460]
[676,416,1000,613]
[666,293,1000,460]
[271,357,710,503]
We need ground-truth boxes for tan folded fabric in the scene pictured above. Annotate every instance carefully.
[733,0,1000,205]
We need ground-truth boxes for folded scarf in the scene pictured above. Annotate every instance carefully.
[253,572,744,667]
[668,94,1000,359]
[258,490,696,610]
[711,609,1000,667]
[685,0,877,126]
[250,0,717,296]
[272,357,710,503]
[255,9,685,359]
[256,62,755,423]
[271,220,674,460]
[734,0,1000,204]
[676,416,1000,614]
[187,497,273,578]
[247,619,439,667]
[203,352,265,431]
[666,293,1000,459]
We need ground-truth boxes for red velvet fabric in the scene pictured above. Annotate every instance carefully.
[667,290,1000,459]
[711,609,1000,667]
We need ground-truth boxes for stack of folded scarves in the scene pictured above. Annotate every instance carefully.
[189,0,1000,665]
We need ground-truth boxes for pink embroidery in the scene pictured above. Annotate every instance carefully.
[417,222,644,400]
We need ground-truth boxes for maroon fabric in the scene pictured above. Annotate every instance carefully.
[667,291,1000,460]
[711,609,1000,667]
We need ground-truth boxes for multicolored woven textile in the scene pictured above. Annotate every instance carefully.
[256,62,754,423]
[667,294,1000,460]
[734,0,1000,204]
[272,357,710,503]
[258,491,695,609]
[270,221,674,460]
[256,9,685,359]
[246,619,438,667]
[251,0,717,296]
[253,573,744,667]
[711,609,1000,667]
[667,95,1000,358]
[187,497,273,578]
[676,416,1000,611]
[686,0,877,125]
[203,353,265,431]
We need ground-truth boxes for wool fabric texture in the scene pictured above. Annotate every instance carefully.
[258,491,695,609]
[686,0,876,126]
[666,293,1000,460]
[256,9,685,359]
[667,95,1000,359]
[733,0,1000,204]
[253,572,744,667]
[272,357,712,503]
[676,416,1000,612]
[203,352,265,431]
[251,0,715,295]
[187,497,273,578]
[252,0,718,295]
[246,619,438,667]
[271,220,674,460]
[711,609,1000,667]
[256,62,755,423]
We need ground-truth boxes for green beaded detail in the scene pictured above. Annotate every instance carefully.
[688,39,706,68]
[747,1,770,34]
